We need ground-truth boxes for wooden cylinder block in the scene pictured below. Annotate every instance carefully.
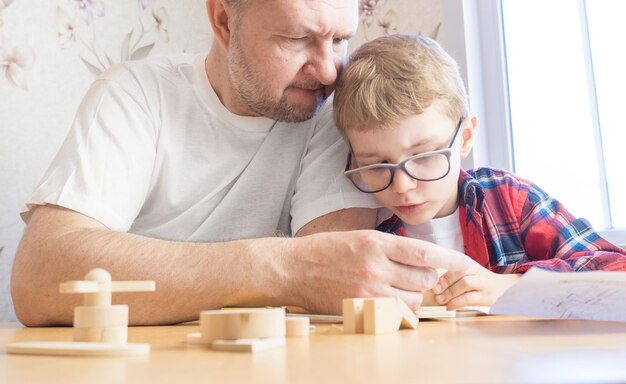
[74,305,128,328]
[73,325,128,344]
[199,309,285,343]
[285,317,310,337]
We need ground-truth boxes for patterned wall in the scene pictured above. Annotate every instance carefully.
[0,0,443,321]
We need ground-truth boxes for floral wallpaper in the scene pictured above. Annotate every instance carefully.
[354,0,442,48]
[0,0,34,90]
[0,0,444,322]
[55,0,170,76]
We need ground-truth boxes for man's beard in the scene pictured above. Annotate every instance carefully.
[229,38,327,122]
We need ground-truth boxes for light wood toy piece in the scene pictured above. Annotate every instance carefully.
[211,338,286,352]
[422,268,448,306]
[342,298,365,334]
[416,306,457,319]
[343,298,418,334]
[285,316,310,337]
[7,268,155,357]
[187,308,289,353]
[363,298,402,334]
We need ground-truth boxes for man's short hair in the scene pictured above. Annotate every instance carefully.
[333,34,469,134]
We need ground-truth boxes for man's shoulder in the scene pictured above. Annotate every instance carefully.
[98,53,201,85]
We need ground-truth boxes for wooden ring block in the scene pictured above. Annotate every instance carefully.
[190,308,286,345]
[7,341,150,357]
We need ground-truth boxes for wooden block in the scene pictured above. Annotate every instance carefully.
[342,298,365,334]
[73,325,128,343]
[287,313,342,324]
[421,289,438,306]
[285,317,310,337]
[7,341,149,357]
[195,308,285,344]
[15,268,155,357]
[363,298,402,334]
[418,306,449,312]
[111,281,156,292]
[416,306,456,319]
[211,338,285,353]
[422,268,448,306]
[186,332,205,345]
[396,299,419,329]
[59,281,100,294]
[73,305,128,328]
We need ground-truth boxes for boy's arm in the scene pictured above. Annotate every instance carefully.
[513,184,626,272]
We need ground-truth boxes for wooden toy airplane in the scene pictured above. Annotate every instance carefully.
[7,268,155,357]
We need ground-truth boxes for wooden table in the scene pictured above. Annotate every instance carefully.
[3,315,626,383]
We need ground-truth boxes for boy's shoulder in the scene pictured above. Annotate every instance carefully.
[462,167,551,207]
[465,167,531,188]
[462,167,541,201]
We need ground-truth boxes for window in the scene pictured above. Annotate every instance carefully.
[450,0,626,246]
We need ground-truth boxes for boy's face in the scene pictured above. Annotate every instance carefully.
[345,101,473,225]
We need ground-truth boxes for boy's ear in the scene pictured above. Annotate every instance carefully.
[206,0,233,50]
[459,115,477,159]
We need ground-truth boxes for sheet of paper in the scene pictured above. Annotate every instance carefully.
[490,267,626,322]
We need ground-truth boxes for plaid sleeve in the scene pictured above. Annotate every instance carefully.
[512,182,626,272]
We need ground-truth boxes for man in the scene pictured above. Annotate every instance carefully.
[11,0,470,326]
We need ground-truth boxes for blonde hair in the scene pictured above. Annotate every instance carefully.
[333,34,468,133]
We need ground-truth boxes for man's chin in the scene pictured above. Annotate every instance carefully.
[274,100,325,123]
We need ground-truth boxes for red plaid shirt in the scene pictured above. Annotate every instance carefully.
[376,168,626,273]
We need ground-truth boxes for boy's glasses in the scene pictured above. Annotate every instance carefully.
[344,118,465,193]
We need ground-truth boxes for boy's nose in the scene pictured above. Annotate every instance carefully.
[390,169,417,194]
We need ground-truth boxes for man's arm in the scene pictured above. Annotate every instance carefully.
[12,205,471,326]
[12,205,300,326]
[295,207,377,236]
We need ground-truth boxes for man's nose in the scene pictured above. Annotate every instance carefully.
[302,41,341,86]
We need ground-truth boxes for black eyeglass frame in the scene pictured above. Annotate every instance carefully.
[344,117,465,193]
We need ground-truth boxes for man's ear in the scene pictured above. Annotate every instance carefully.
[460,115,477,159]
[206,0,233,50]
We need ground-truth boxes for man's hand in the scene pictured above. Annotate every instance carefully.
[287,230,473,314]
[431,257,521,309]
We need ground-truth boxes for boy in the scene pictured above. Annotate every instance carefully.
[333,34,626,309]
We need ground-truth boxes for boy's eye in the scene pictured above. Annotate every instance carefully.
[361,160,387,167]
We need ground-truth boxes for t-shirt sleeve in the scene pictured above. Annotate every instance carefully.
[21,65,157,232]
[289,101,381,235]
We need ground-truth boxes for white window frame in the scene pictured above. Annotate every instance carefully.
[440,0,626,247]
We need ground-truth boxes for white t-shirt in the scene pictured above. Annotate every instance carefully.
[23,54,378,241]
[377,208,465,253]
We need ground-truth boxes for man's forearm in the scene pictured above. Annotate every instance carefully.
[11,206,298,326]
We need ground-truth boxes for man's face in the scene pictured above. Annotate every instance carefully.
[228,0,358,122]
[345,102,464,225]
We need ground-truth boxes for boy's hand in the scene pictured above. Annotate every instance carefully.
[431,257,521,309]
